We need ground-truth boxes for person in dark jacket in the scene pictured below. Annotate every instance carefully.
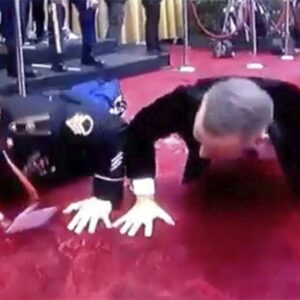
[113,76,300,237]
[0,79,127,234]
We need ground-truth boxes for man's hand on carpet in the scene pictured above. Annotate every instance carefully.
[113,196,175,238]
[0,212,12,231]
[63,197,113,234]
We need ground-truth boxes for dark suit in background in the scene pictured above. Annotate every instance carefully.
[142,0,161,52]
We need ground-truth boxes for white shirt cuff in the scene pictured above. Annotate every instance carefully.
[131,178,155,196]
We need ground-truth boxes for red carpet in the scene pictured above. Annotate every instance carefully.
[2,47,300,299]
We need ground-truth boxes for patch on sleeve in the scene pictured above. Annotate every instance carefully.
[110,151,123,172]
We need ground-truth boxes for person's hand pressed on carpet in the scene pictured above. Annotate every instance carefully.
[63,197,113,234]
[0,211,12,231]
[113,196,175,238]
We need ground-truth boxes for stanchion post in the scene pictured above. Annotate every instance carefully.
[251,0,257,56]
[14,0,27,97]
[179,0,195,73]
[246,0,264,69]
[281,0,294,60]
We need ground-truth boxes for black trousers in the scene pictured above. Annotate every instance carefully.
[0,0,30,44]
[32,0,45,39]
[0,0,31,74]
[48,0,96,64]
[48,1,66,65]
[142,0,161,50]
[105,1,126,45]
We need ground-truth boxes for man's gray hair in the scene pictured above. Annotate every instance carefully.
[202,78,274,139]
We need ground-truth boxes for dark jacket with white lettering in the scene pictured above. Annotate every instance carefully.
[0,92,127,206]
[126,76,300,197]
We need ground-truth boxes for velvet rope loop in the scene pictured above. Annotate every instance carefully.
[188,0,285,40]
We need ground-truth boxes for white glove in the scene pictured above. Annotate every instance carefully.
[65,113,94,136]
[63,197,113,234]
[113,196,175,238]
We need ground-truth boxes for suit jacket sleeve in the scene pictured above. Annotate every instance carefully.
[126,86,190,180]
[92,115,127,208]
[262,78,300,198]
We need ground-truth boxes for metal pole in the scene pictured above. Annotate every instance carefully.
[183,0,188,65]
[179,0,195,72]
[222,0,235,34]
[246,0,264,69]
[284,0,290,54]
[14,0,27,97]
[281,0,294,60]
[250,0,257,56]
[50,2,63,55]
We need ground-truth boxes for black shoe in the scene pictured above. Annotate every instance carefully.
[7,67,38,78]
[51,63,67,72]
[147,48,161,55]
[156,45,168,53]
[25,68,38,78]
[81,55,104,67]
[36,36,48,45]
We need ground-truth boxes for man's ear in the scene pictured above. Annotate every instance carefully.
[254,131,269,145]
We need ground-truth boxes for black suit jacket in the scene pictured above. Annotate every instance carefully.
[126,76,300,197]
[0,93,127,205]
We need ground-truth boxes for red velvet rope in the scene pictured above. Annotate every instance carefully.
[188,0,285,40]
[2,151,39,202]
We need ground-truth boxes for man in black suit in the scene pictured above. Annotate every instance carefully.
[113,77,300,237]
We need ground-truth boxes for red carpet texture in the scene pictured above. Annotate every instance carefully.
[2,47,300,299]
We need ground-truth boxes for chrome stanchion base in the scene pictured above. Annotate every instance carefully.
[178,65,196,73]
[32,63,81,72]
[246,62,264,69]
[280,55,295,61]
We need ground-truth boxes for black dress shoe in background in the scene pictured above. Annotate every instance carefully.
[81,54,104,67]
[51,62,67,72]
[81,44,104,67]
[146,48,161,55]
[7,66,38,78]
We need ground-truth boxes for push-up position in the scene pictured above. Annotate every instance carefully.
[113,76,300,237]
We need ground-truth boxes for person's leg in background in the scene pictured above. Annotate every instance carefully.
[20,0,31,42]
[32,0,46,43]
[48,0,67,71]
[61,0,80,41]
[105,0,127,47]
[0,4,5,42]
[0,0,37,77]
[142,0,161,54]
[72,0,103,66]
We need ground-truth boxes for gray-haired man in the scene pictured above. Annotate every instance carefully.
[113,76,300,237]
